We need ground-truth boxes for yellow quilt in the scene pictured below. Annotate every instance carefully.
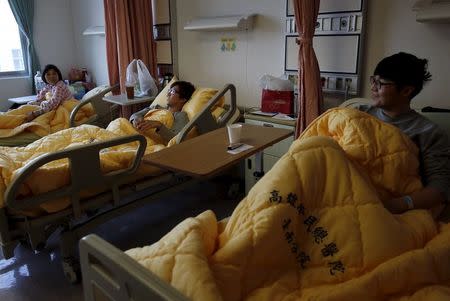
[126,108,450,301]
[0,99,95,138]
[0,109,174,213]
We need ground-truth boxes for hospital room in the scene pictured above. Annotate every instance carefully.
[0,0,449,300]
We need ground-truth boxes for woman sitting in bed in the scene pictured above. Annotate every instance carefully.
[25,64,73,122]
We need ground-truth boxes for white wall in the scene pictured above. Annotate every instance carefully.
[0,0,76,109]
[176,0,285,108]
[34,0,76,77]
[362,0,450,109]
[176,0,450,109]
[70,0,109,86]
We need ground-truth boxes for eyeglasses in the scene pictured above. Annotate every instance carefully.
[168,87,179,96]
[370,76,396,90]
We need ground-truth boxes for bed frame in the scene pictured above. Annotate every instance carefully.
[70,84,120,128]
[80,234,189,301]
[79,99,450,301]
[0,84,238,283]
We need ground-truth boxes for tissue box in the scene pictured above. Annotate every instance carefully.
[261,89,294,114]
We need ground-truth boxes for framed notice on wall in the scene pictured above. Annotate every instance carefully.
[286,0,294,17]
[284,0,365,96]
[285,34,360,74]
[286,0,363,16]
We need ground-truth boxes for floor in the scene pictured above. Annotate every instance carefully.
[0,179,242,301]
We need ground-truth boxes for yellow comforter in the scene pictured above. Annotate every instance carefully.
[0,109,174,213]
[126,108,450,301]
[0,99,95,138]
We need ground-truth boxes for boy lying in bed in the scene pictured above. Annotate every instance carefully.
[358,52,449,214]
[129,81,195,144]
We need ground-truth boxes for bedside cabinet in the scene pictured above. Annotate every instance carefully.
[244,113,295,194]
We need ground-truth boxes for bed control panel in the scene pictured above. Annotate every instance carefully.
[284,0,366,100]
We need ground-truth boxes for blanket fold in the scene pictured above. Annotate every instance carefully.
[0,110,174,213]
[0,99,95,138]
[127,108,450,301]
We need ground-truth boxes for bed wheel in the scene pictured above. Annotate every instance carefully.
[62,258,81,284]
[19,239,33,250]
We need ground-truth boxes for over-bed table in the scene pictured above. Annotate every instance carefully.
[80,123,293,301]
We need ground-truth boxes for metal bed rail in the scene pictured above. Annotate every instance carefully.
[5,135,146,214]
[0,134,146,259]
[70,84,120,128]
[176,83,237,144]
[80,234,190,301]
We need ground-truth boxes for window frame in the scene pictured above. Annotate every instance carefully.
[0,2,29,78]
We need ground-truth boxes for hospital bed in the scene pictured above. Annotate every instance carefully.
[79,98,450,301]
[0,83,239,283]
[0,84,118,147]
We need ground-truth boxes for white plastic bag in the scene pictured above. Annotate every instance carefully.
[126,59,158,97]
[258,74,294,91]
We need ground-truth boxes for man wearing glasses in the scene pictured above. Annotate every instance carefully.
[130,81,195,143]
[358,52,449,215]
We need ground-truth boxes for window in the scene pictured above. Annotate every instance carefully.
[0,0,28,77]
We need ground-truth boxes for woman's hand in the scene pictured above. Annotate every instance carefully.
[24,111,36,123]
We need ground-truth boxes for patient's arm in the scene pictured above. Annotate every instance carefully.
[130,105,164,125]
[157,111,189,143]
[384,186,446,214]
[130,107,151,125]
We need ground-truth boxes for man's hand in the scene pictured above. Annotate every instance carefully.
[134,120,162,132]
[384,187,446,215]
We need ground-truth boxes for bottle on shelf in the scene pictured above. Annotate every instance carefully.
[34,71,44,93]
[81,68,88,82]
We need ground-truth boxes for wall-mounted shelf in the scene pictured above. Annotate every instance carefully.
[82,26,105,36]
[184,14,255,31]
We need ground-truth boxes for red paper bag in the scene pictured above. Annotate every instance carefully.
[261,89,294,114]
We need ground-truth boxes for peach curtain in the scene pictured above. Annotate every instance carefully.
[103,0,157,94]
[293,0,323,137]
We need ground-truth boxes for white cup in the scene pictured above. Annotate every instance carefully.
[227,124,242,144]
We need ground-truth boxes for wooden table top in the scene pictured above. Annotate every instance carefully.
[142,123,294,178]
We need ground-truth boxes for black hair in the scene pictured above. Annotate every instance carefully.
[170,81,195,101]
[374,52,432,99]
[41,64,63,84]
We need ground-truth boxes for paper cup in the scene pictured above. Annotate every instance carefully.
[227,124,242,144]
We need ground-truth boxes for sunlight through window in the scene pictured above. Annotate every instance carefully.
[0,0,27,76]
